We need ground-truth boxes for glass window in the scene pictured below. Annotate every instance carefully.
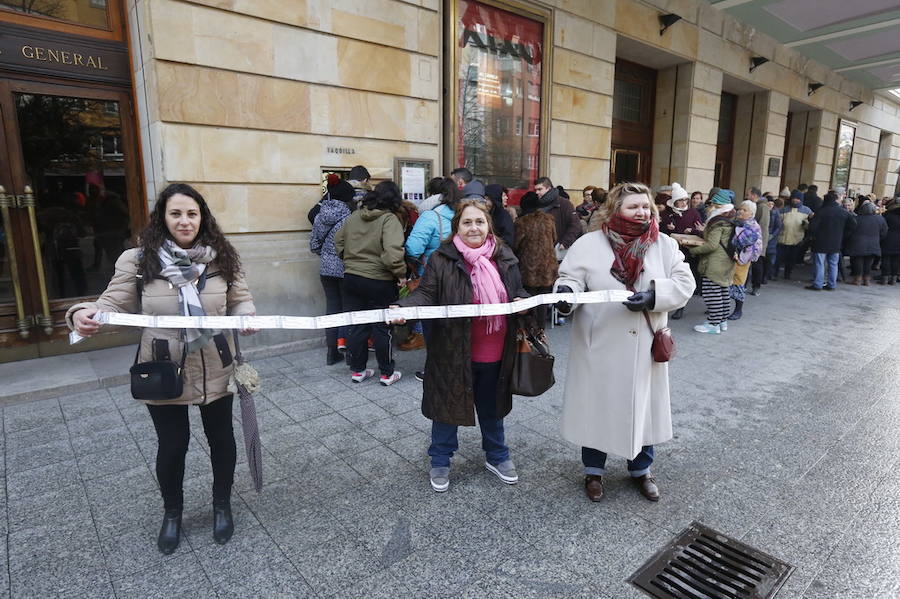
[832,120,856,190]
[613,79,642,123]
[455,0,544,198]
[0,0,110,29]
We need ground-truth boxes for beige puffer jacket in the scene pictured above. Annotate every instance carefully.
[65,248,256,406]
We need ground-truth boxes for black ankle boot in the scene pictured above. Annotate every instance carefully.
[212,499,234,545]
[157,508,182,555]
[670,307,684,320]
[727,300,743,320]
[326,347,342,365]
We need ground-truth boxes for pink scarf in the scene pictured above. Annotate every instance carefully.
[452,234,508,334]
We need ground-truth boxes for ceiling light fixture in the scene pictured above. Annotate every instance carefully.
[849,100,864,111]
[659,13,682,36]
[750,56,769,73]
[808,82,824,96]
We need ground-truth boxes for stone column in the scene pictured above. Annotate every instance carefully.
[730,91,788,196]
[849,123,880,195]
[873,133,900,198]
[800,111,838,192]
[651,62,721,192]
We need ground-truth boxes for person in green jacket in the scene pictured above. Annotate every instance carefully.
[335,180,407,385]
[689,189,736,334]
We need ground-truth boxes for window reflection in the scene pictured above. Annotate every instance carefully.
[0,0,109,29]
[15,93,130,300]
[832,121,856,190]
[456,0,543,202]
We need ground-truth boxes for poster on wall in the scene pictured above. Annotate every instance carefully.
[400,166,426,202]
[456,0,543,205]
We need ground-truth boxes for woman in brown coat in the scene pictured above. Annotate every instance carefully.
[68,183,256,555]
[514,191,557,324]
[391,199,529,492]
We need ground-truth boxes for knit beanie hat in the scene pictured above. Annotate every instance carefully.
[670,182,689,202]
[779,187,791,198]
[710,188,735,205]
[790,190,804,201]
[325,174,355,204]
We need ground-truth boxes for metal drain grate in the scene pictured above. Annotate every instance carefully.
[629,521,794,599]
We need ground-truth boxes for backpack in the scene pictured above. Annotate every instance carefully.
[719,220,739,260]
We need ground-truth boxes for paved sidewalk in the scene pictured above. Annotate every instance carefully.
[3,272,900,598]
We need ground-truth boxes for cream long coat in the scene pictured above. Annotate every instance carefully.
[554,231,695,459]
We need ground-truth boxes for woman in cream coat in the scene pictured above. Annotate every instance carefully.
[554,183,694,503]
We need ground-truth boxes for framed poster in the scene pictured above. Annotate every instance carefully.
[767,157,781,178]
[446,0,551,205]
[394,157,434,203]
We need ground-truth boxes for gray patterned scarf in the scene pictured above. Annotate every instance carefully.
[158,240,217,353]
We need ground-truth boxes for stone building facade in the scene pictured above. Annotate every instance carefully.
[1,0,899,360]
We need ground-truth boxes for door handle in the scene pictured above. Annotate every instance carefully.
[0,185,31,338]
[18,186,53,335]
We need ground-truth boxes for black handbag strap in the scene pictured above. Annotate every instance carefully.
[132,266,187,370]
[231,330,243,364]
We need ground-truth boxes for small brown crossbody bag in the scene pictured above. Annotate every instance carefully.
[643,310,676,362]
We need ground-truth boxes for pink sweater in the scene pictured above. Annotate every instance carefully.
[470,311,507,363]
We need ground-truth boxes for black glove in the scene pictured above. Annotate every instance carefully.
[554,285,574,314]
[623,290,655,312]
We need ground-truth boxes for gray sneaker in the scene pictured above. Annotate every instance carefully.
[429,467,450,492]
[485,459,518,484]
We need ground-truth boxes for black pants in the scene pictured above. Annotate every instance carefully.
[881,254,900,279]
[147,394,236,511]
[750,259,765,290]
[776,244,799,279]
[320,275,347,350]
[850,255,876,277]
[342,273,397,376]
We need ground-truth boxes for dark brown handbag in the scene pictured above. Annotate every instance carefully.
[643,310,675,362]
[511,326,555,396]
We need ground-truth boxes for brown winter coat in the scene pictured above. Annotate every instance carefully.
[514,211,558,287]
[65,248,256,406]
[397,240,529,426]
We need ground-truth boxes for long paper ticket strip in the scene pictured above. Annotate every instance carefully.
[69,290,631,344]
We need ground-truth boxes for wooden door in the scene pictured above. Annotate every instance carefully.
[0,79,142,361]
[610,59,656,186]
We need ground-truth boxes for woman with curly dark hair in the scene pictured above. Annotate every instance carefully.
[336,180,407,385]
[66,183,257,554]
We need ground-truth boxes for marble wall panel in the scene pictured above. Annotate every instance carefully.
[186,0,439,56]
[549,155,610,189]
[149,0,439,100]
[193,183,321,233]
[549,121,611,160]
[552,86,613,128]
[552,48,615,96]
[615,0,698,58]
[160,124,438,185]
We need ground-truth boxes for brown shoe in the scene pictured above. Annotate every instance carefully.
[633,474,660,501]
[584,475,604,502]
[398,333,425,351]
[863,276,871,286]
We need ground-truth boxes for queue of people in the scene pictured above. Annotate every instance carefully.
[67,165,898,556]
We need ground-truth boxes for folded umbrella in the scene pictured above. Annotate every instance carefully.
[231,331,263,492]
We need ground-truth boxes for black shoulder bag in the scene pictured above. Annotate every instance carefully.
[129,270,188,400]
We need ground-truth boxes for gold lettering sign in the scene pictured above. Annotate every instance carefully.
[20,44,108,71]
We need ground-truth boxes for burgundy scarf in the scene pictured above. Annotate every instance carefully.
[602,213,659,291]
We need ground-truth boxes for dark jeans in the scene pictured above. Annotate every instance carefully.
[147,394,236,511]
[341,273,397,376]
[320,275,347,350]
[429,361,509,468]
[750,259,765,290]
[582,445,654,477]
[850,255,876,277]
[881,254,900,279]
[765,251,776,281]
[775,244,800,279]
